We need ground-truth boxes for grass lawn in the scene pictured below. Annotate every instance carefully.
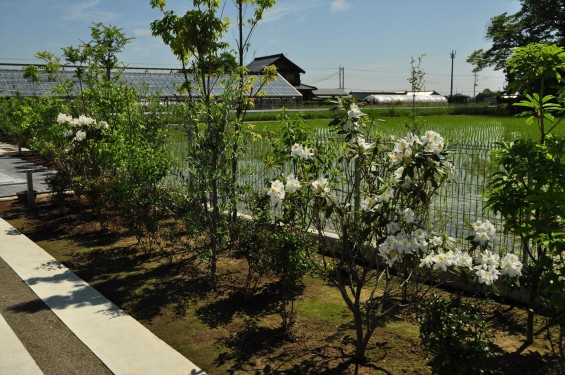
[1,196,563,374]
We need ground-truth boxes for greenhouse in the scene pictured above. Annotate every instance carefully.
[363,91,448,105]
[0,65,303,109]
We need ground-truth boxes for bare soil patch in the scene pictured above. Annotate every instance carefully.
[0,196,563,374]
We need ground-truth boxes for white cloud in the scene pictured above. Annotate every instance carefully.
[133,28,152,38]
[330,0,351,13]
[62,0,119,22]
[261,0,323,23]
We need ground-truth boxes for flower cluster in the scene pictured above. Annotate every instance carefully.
[343,103,365,131]
[419,220,523,285]
[360,186,395,212]
[57,113,109,143]
[421,130,445,155]
[388,133,420,166]
[388,130,446,166]
[290,143,314,160]
[347,103,362,121]
[267,179,286,207]
[353,135,374,154]
[420,249,474,271]
[267,103,521,288]
[311,176,330,196]
[267,172,337,208]
[472,220,496,245]
[378,226,432,267]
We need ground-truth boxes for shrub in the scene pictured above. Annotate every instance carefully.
[419,294,493,365]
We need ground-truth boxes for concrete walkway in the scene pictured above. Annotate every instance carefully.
[0,218,205,375]
[0,143,54,198]
[0,145,206,374]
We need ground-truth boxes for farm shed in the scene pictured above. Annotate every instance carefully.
[363,91,448,105]
[0,65,302,109]
[312,88,349,101]
[247,54,317,101]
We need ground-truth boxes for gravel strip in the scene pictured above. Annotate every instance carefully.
[0,257,113,375]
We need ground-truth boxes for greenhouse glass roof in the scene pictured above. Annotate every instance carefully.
[0,67,302,99]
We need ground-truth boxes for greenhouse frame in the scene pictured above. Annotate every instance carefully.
[0,65,303,109]
[363,91,448,105]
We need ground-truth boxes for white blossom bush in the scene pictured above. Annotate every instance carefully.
[264,99,522,363]
[57,113,109,145]
[48,113,112,197]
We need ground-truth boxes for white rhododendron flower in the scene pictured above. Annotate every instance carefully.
[73,130,87,142]
[431,252,453,271]
[311,177,331,197]
[420,245,522,285]
[325,191,338,206]
[420,252,434,268]
[430,235,443,247]
[347,103,362,121]
[77,115,96,126]
[290,143,313,160]
[453,249,473,270]
[57,113,73,125]
[285,173,301,193]
[386,221,400,235]
[57,114,108,141]
[413,228,427,240]
[475,266,500,286]
[355,136,374,153]
[267,179,285,207]
[388,152,400,164]
[475,249,499,268]
[302,146,314,160]
[395,231,413,254]
[394,166,404,181]
[378,186,394,203]
[473,220,496,245]
[500,253,523,277]
[379,235,396,256]
[290,143,302,157]
[361,195,378,212]
[420,130,445,155]
[402,208,415,223]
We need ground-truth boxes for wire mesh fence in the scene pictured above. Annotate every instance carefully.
[167,135,522,257]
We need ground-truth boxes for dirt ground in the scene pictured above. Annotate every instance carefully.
[1,196,563,374]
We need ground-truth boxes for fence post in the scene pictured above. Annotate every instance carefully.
[26,169,35,206]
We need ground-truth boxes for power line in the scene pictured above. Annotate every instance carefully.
[309,71,339,84]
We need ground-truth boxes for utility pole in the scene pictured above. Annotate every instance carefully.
[473,72,478,101]
[339,66,345,89]
[450,50,456,100]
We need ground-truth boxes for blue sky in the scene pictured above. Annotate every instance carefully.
[0,0,522,96]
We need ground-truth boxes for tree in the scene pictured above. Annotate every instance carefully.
[81,22,132,82]
[266,99,522,363]
[150,0,276,289]
[406,54,426,134]
[486,43,565,346]
[508,43,565,143]
[229,0,276,225]
[475,88,501,103]
[467,0,565,73]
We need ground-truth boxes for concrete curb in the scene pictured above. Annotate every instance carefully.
[0,218,205,375]
[0,313,44,375]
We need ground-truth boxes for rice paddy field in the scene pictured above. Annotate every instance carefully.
[245,114,564,144]
[168,114,564,256]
